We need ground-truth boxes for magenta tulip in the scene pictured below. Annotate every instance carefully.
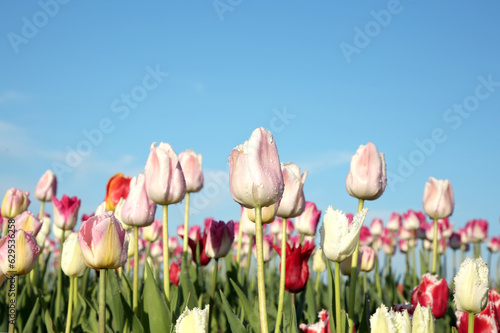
[295,201,321,237]
[52,195,81,230]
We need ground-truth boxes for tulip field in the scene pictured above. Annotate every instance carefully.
[1,126,498,333]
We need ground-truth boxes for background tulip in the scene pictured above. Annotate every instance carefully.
[142,218,162,242]
[169,261,180,286]
[1,188,30,219]
[312,249,326,273]
[299,309,330,333]
[252,234,273,263]
[179,149,204,193]
[272,241,315,293]
[370,218,383,237]
[386,212,401,232]
[14,211,42,236]
[145,142,186,205]
[295,201,321,237]
[0,229,40,276]
[320,207,368,263]
[466,219,489,243]
[35,170,57,202]
[104,172,131,211]
[359,245,375,272]
[205,220,234,259]
[78,214,129,270]
[120,173,156,227]
[412,304,435,333]
[276,162,307,218]
[455,303,500,333]
[228,127,284,208]
[402,209,420,231]
[423,177,454,219]
[411,273,449,319]
[247,202,279,223]
[345,142,387,201]
[61,232,86,277]
[454,257,489,314]
[52,194,81,230]
[174,305,209,333]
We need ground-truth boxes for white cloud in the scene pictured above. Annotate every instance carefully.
[297,149,352,173]
[0,90,29,104]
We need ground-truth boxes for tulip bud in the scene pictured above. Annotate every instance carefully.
[239,207,256,236]
[320,207,368,263]
[359,245,375,272]
[370,218,383,237]
[61,232,86,277]
[488,237,500,253]
[386,212,401,232]
[411,273,449,319]
[312,249,326,273]
[174,305,209,333]
[454,257,489,314]
[295,201,321,237]
[423,177,454,220]
[272,241,315,293]
[35,170,57,202]
[52,195,81,231]
[170,261,180,286]
[402,209,420,231]
[142,219,162,243]
[121,173,157,227]
[78,214,129,270]
[14,211,42,236]
[1,188,30,219]
[412,304,435,333]
[145,142,186,205]
[276,163,307,218]
[0,229,40,276]
[114,198,132,231]
[228,127,284,208]
[345,142,387,201]
[359,226,373,246]
[179,149,204,193]
[205,220,235,259]
[449,232,461,250]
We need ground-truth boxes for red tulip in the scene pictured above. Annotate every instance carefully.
[104,172,131,211]
[188,231,211,266]
[456,301,500,333]
[169,261,180,286]
[411,273,449,319]
[359,226,373,246]
[299,309,330,333]
[272,240,315,293]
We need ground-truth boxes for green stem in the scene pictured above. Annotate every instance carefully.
[55,229,66,321]
[334,262,341,333]
[363,271,367,294]
[468,312,475,333]
[315,272,321,309]
[39,201,45,219]
[275,217,288,333]
[461,245,465,264]
[299,233,305,245]
[162,204,170,302]
[98,270,107,333]
[133,226,139,312]
[411,232,417,286]
[255,206,269,333]
[143,241,151,282]
[236,215,244,265]
[374,257,382,299]
[73,276,78,311]
[208,259,218,331]
[453,250,457,279]
[65,277,74,333]
[245,237,254,280]
[8,275,17,333]
[348,199,364,330]
[432,218,438,275]
[183,192,190,253]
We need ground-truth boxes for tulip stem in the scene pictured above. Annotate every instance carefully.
[8,275,17,333]
[363,271,367,294]
[348,199,364,330]
[65,276,74,333]
[275,217,288,333]
[374,256,382,299]
[73,276,78,310]
[334,262,342,333]
[411,232,417,286]
[236,217,244,266]
[245,237,253,279]
[208,258,218,331]
[432,218,438,275]
[299,234,305,245]
[162,204,170,302]
[55,229,66,321]
[315,272,321,309]
[468,312,475,333]
[39,201,45,219]
[133,226,139,312]
[143,241,151,282]
[98,269,107,333]
[255,206,269,333]
[182,192,190,254]
[453,250,457,279]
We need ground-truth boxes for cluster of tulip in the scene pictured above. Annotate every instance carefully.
[0,126,498,333]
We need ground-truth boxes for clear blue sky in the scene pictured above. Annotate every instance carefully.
[1,1,499,276]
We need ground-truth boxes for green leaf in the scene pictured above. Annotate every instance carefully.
[180,253,198,309]
[304,277,317,324]
[229,279,259,332]
[291,302,299,333]
[451,327,459,333]
[120,293,145,333]
[43,310,55,333]
[357,293,371,333]
[79,293,99,333]
[120,270,133,306]
[143,262,172,332]
[22,297,40,333]
[106,270,125,332]
[327,261,336,333]
[420,250,429,276]
[219,290,246,333]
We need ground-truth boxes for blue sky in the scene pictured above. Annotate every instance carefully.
[1,1,499,277]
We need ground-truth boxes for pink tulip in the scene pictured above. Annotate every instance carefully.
[288,234,301,248]
[52,195,81,230]
[386,212,401,232]
[35,170,57,202]
[345,142,387,201]
[205,220,235,258]
[120,173,157,227]
[178,149,204,193]
[359,226,373,246]
[426,221,444,241]
[359,245,376,272]
[466,219,489,243]
[177,225,202,242]
[439,217,454,238]
[142,218,162,242]
[380,228,396,255]
[1,188,30,219]
[169,261,180,286]
[370,218,384,237]
[78,214,129,270]
[228,127,284,208]
[276,163,307,218]
[488,237,500,253]
[14,211,42,236]
[294,201,321,237]
[167,237,178,252]
[423,177,454,219]
[399,227,416,241]
[144,142,186,205]
[150,241,163,259]
[0,229,40,275]
[402,209,420,231]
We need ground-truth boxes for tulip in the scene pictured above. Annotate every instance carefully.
[370,304,411,333]
[178,224,202,242]
[423,177,454,220]
[272,241,315,293]
[359,245,375,272]
[35,169,57,202]
[456,302,500,333]
[188,232,211,266]
[142,218,162,243]
[174,305,209,333]
[240,206,257,236]
[272,218,295,240]
[205,220,235,259]
[466,219,489,243]
[0,229,40,275]
[439,218,454,238]
[61,232,86,277]
[454,257,489,314]
[370,218,383,237]
[340,255,352,276]
[228,127,284,209]
[345,142,387,201]
[113,198,130,232]
[276,162,307,218]
[179,149,204,193]
[104,172,131,211]
[295,201,321,237]
[78,214,128,270]
[120,173,157,227]
[299,309,330,333]
[402,209,420,231]
[411,273,449,319]
[412,304,435,333]
[359,226,373,246]
[488,237,500,253]
[52,195,81,231]
[399,227,416,241]
[169,261,180,286]
[14,211,42,236]
[247,202,279,223]
[1,188,30,219]
[386,212,402,232]
[450,232,461,250]
[144,142,186,205]
[320,206,368,263]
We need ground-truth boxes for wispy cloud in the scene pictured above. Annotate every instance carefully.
[0,90,29,104]
[297,149,352,174]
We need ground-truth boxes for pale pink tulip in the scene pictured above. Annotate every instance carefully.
[276,162,307,218]
[386,212,401,232]
[121,173,157,227]
[402,209,420,231]
[0,229,40,275]
[1,188,30,219]
[14,211,42,236]
[179,149,204,193]
[423,177,454,219]
[142,218,162,242]
[370,218,384,237]
[35,170,57,202]
[359,245,376,272]
[295,201,321,237]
